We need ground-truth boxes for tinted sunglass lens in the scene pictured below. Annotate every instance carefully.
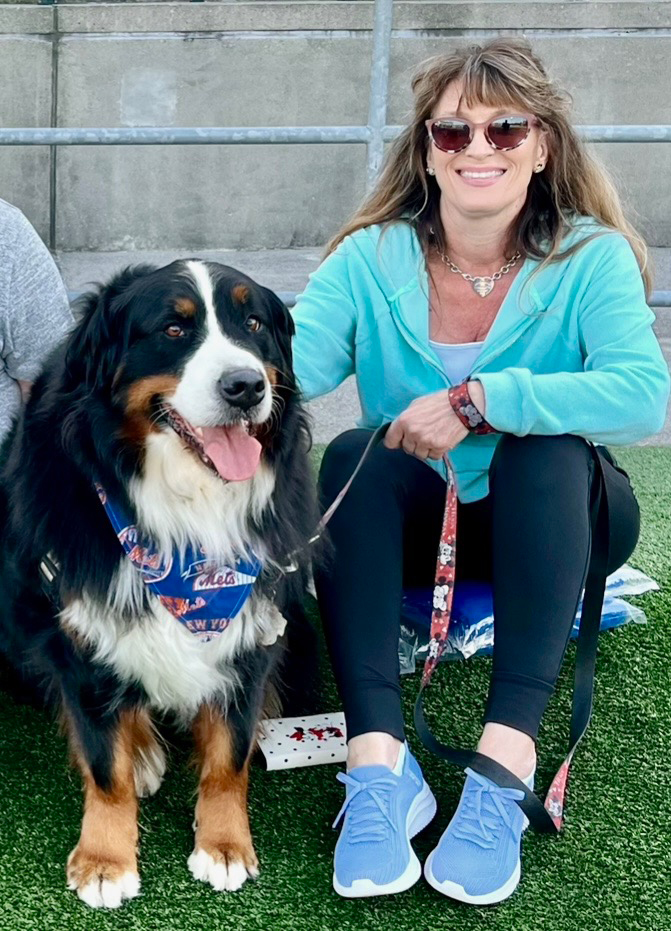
[487,116,530,149]
[431,120,471,152]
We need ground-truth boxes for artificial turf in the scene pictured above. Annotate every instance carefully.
[0,447,669,931]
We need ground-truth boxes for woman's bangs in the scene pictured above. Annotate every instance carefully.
[459,64,535,115]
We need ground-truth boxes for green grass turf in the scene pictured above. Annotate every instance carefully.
[1,447,670,930]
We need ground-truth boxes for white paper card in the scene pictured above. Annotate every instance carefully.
[258,713,347,771]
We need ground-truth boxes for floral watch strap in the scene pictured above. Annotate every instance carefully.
[448,381,496,435]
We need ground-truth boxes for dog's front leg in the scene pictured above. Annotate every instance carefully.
[188,702,260,892]
[65,706,144,909]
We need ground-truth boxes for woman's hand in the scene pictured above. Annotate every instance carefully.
[384,382,487,461]
[384,389,461,460]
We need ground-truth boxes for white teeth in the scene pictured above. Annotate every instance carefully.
[459,170,504,179]
[194,427,204,438]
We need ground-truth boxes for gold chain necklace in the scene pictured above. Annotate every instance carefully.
[429,228,521,298]
[438,249,521,298]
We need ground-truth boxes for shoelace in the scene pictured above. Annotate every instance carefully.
[451,768,525,850]
[332,773,399,843]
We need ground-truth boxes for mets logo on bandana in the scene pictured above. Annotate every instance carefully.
[118,525,173,582]
[181,559,257,593]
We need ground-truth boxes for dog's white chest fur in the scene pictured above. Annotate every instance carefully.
[62,592,283,716]
[61,431,279,718]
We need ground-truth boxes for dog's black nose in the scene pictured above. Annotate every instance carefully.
[218,369,266,411]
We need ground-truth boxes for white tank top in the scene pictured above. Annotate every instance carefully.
[429,338,484,385]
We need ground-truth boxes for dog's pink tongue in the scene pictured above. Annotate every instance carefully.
[201,425,262,481]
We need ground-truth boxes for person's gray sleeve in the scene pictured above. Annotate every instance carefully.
[3,212,74,382]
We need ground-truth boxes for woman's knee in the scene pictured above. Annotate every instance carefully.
[490,433,592,493]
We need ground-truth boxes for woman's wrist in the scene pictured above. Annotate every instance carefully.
[466,379,486,416]
[447,381,496,435]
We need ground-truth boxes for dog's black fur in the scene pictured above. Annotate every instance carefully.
[0,261,319,789]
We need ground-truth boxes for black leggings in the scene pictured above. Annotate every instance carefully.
[315,431,640,743]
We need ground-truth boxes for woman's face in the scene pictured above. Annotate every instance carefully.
[426,81,547,222]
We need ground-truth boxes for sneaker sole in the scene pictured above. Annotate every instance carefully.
[333,780,437,899]
[424,849,521,905]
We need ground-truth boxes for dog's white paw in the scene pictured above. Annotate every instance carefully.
[134,743,167,798]
[69,871,140,909]
[188,847,259,892]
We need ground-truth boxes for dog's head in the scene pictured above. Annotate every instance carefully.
[66,260,296,481]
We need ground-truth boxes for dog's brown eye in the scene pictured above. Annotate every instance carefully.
[245,316,262,333]
[165,324,185,339]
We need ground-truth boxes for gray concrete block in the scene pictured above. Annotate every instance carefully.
[0,35,53,240]
[0,35,52,125]
[55,143,367,250]
[0,6,51,34]
[57,246,323,294]
[393,1,671,30]
[389,37,671,125]
[58,35,371,127]
[592,143,671,246]
[0,149,52,242]
[650,247,671,291]
[56,1,374,34]
[53,2,671,34]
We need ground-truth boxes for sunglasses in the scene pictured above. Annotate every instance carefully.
[425,114,537,154]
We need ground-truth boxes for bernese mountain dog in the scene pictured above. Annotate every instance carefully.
[0,260,318,908]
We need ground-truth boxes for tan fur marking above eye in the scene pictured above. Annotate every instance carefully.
[65,708,142,898]
[191,705,258,874]
[232,285,250,305]
[176,298,197,317]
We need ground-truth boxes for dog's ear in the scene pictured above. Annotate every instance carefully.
[261,287,295,378]
[65,265,156,392]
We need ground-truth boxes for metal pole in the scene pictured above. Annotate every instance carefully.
[0,127,372,146]
[366,0,394,189]
[1,125,670,147]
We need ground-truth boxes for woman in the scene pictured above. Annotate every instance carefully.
[0,198,72,444]
[290,39,670,904]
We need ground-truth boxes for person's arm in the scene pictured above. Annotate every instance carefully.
[291,243,358,402]
[3,211,74,389]
[473,235,670,444]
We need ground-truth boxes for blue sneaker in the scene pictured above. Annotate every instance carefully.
[424,767,529,905]
[332,745,437,898]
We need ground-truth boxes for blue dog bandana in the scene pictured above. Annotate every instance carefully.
[96,484,262,641]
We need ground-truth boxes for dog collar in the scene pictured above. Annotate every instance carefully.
[95,483,262,642]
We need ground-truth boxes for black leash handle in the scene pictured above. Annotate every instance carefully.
[414,443,611,833]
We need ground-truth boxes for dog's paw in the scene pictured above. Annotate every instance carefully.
[188,846,259,892]
[133,743,167,798]
[67,849,140,909]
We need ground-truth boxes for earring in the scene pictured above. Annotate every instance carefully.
[426,166,436,176]
[534,163,544,173]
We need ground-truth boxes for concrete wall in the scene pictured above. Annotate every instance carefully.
[1,1,669,250]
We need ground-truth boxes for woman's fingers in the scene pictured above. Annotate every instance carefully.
[412,443,432,460]
[384,418,404,449]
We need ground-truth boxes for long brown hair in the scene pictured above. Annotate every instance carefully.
[326,38,651,293]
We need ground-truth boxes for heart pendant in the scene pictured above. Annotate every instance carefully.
[472,277,494,298]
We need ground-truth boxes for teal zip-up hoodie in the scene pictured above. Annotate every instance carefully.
[291,219,670,502]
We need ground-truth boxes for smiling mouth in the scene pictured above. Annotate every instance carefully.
[456,168,506,180]
[160,405,262,482]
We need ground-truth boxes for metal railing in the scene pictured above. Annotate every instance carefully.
[3,0,669,306]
